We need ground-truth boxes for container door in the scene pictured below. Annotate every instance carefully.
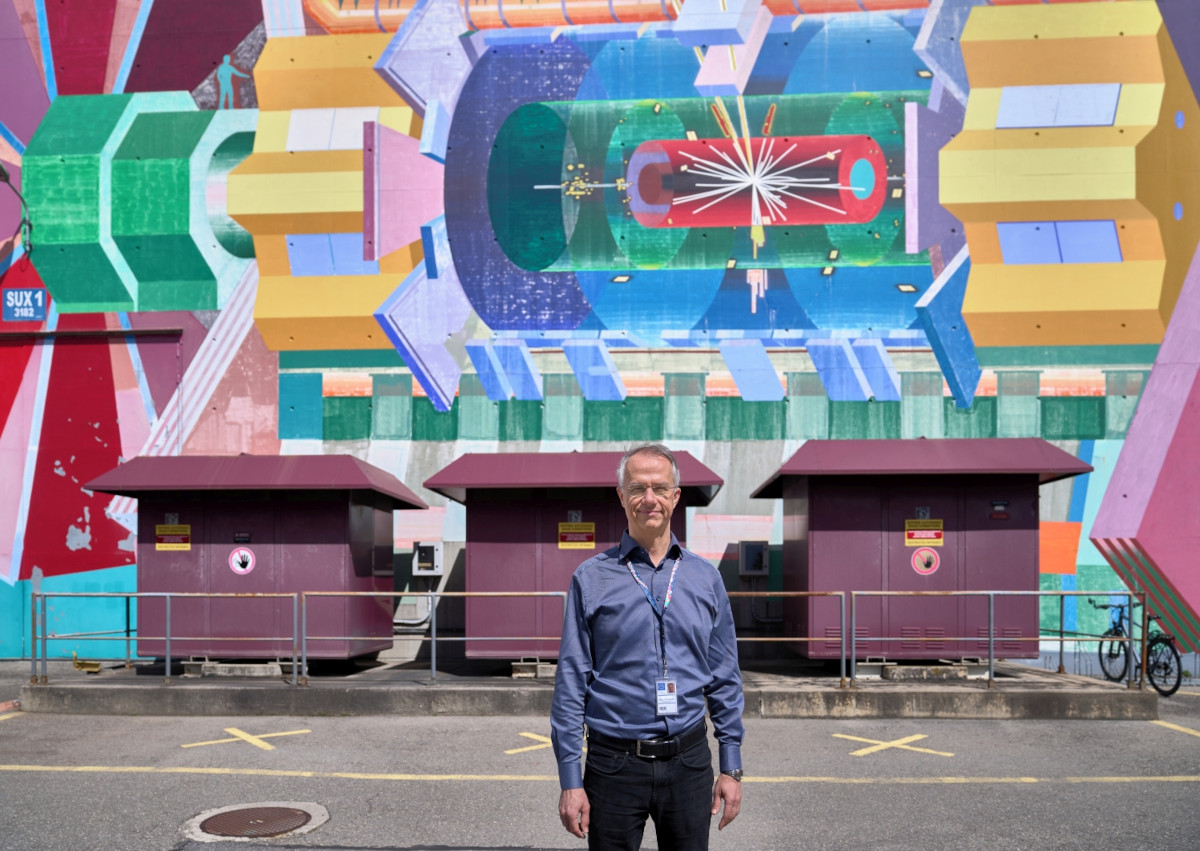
[205,504,280,658]
[887,483,960,659]
[465,498,540,659]
[810,479,884,658]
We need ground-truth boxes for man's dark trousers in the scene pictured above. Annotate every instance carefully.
[583,733,713,851]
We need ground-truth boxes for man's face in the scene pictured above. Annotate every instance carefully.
[617,452,681,540]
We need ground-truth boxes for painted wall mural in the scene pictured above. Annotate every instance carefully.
[1,0,1198,658]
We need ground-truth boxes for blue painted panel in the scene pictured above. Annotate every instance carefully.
[1056,220,1122,264]
[997,222,1061,265]
[852,339,902,402]
[465,340,514,401]
[562,340,625,401]
[421,215,451,279]
[806,339,870,402]
[719,339,785,401]
[915,247,980,408]
[278,373,324,439]
[40,565,141,660]
[287,234,335,276]
[996,85,1059,129]
[1053,83,1120,127]
[329,233,380,276]
[420,98,451,164]
[671,0,758,48]
[494,339,544,401]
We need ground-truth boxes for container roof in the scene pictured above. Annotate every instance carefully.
[751,438,1093,498]
[87,455,427,509]
[424,451,723,506]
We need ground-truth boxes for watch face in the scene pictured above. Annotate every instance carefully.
[723,769,743,781]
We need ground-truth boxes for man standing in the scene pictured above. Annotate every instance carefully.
[551,443,744,850]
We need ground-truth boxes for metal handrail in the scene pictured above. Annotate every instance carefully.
[30,591,300,685]
[847,589,1147,689]
[728,591,846,686]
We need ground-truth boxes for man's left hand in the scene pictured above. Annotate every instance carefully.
[711,773,741,830]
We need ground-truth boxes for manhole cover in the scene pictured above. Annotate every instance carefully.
[200,806,311,838]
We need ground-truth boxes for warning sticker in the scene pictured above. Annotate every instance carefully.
[905,518,943,547]
[911,547,940,575]
[558,522,596,550]
[155,524,191,551]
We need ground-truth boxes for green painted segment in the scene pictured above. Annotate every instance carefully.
[664,374,706,441]
[488,103,570,271]
[113,110,212,161]
[113,157,192,234]
[22,156,104,244]
[900,374,944,438]
[830,400,901,439]
[372,374,412,439]
[786,373,830,439]
[1041,397,1105,440]
[943,396,997,438]
[584,398,664,442]
[113,236,215,310]
[22,244,133,311]
[499,400,543,441]
[208,132,257,258]
[1038,574,1064,637]
[457,375,499,440]
[706,397,784,441]
[543,375,584,440]
[279,350,405,369]
[1103,395,1139,439]
[324,395,372,441]
[412,396,459,441]
[996,396,1040,438]
[976,346,1158,367]
[1122,546,1200,650]
[22,94,133,157]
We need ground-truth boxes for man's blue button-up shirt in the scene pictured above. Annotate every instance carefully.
[550,531,745,789]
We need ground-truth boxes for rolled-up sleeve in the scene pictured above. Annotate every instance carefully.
[550,573,591,789]
[704,583,745,773]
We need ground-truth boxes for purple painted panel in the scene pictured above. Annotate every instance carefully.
[127,311,209,417]
[0,1,50,145]
[887,483,960,659]
[123,0,263,94]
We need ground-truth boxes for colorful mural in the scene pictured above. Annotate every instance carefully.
[1,0,1197,658]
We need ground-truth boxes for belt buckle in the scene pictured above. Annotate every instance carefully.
[636,738,662,759]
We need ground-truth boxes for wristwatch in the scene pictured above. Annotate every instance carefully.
[720,769,743,782]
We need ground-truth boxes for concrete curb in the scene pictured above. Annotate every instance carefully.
[18,682,1157,720]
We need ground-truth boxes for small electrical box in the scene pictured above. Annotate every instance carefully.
[738,541,769,577]
[412,542,444,577]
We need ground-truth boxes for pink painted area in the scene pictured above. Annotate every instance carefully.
[687,513,774,563]
[182,324,281,456]
[394,506,446,551]
[1,0,51,144]
[693,6,772,95]
[0,342,43,583]
[126,311,207,417]
[102,0,142,92]
[365,121,445,261]
[43,0,118,95]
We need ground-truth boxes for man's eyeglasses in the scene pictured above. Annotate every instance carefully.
[624,484,677,501]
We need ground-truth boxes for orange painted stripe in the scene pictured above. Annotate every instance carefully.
[1039,521,1081,575]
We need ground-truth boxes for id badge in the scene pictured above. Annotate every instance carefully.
[655,677,679,716]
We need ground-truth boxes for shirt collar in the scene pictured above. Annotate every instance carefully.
[618,530,682,566]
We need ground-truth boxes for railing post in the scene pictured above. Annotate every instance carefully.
[30,593,38,684]
[849,592,857,686]
[429,589,437,682]
[40,595,48,684]
[987,592,995,688]
[164,594,172,685]
[291,593,299,687]
[300,593,309,686]
[1138,592,1148,691]
[1057,593,1065,674]
[125,595,132,669]
[838,592,847,688]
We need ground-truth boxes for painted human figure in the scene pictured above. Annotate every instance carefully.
[216,55,250,110]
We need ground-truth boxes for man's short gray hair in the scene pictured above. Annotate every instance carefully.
[617,443,680,490]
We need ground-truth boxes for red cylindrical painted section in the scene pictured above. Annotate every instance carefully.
[626,134,888,229]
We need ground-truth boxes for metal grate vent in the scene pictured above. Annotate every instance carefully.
[200,806,311,838]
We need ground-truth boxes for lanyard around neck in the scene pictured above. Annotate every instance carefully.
[625,555,680,676]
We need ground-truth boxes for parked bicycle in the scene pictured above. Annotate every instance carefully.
[1089,598,1182,697]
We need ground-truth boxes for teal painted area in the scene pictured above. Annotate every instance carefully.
[584,398,664,442]
[34,566,140,661]
[543,375,584,440]
[458,375,499,440]
[976,346,1157,367]
[113,235,216,310]
[943,396,997,437]
[0,580,30,658]
[280,351,405,369]
[1042,397,1105,440]
[707,397,784,441]
[413,396,459,441]
[278,373,324,439]
[499,400,543,441]
[664,374,706,441]
[829,400,901,439]
[372,374,413,439]
[1075,439,1124,568]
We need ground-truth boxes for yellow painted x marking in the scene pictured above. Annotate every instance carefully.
[0,712,21,722]
[1152,720,1200,740]
[181,727,310,751]
[834,733,954,758]
[506,732,553,755]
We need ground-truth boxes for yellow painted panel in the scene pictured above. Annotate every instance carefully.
[379,240,424,275]
[254,35,403,110]
[1115,218,1165,263]
[963,222,1002,265]
[962,38,1164,88]
[228,211,364,235]
[378,107,421,138]
[940,147,1137,205]
[252,112,292,154]
[963,89,1002,132]
[964,308,1165,348]
[1115,83,1166,126]
[943,199,1151,225]
[229,171,364,217]
[229,150,363,176]
[962,3,1161,43]
[945,127,1144,153]
[962,261,1165,314]
[255,274,400,350]
[253,235,293,277]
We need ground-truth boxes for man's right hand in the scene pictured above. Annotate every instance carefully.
[558,787,590,838]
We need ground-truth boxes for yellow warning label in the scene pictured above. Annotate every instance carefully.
[558,522,596,550]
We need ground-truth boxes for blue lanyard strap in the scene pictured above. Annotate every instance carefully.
[626,556,679,676]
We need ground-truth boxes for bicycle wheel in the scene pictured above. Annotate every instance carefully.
[1146,637,1182,697]
[1098,629,1128,681]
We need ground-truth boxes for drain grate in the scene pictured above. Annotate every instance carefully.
[200,806,312,838]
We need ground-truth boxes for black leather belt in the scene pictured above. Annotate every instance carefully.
[587,720,707,760]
